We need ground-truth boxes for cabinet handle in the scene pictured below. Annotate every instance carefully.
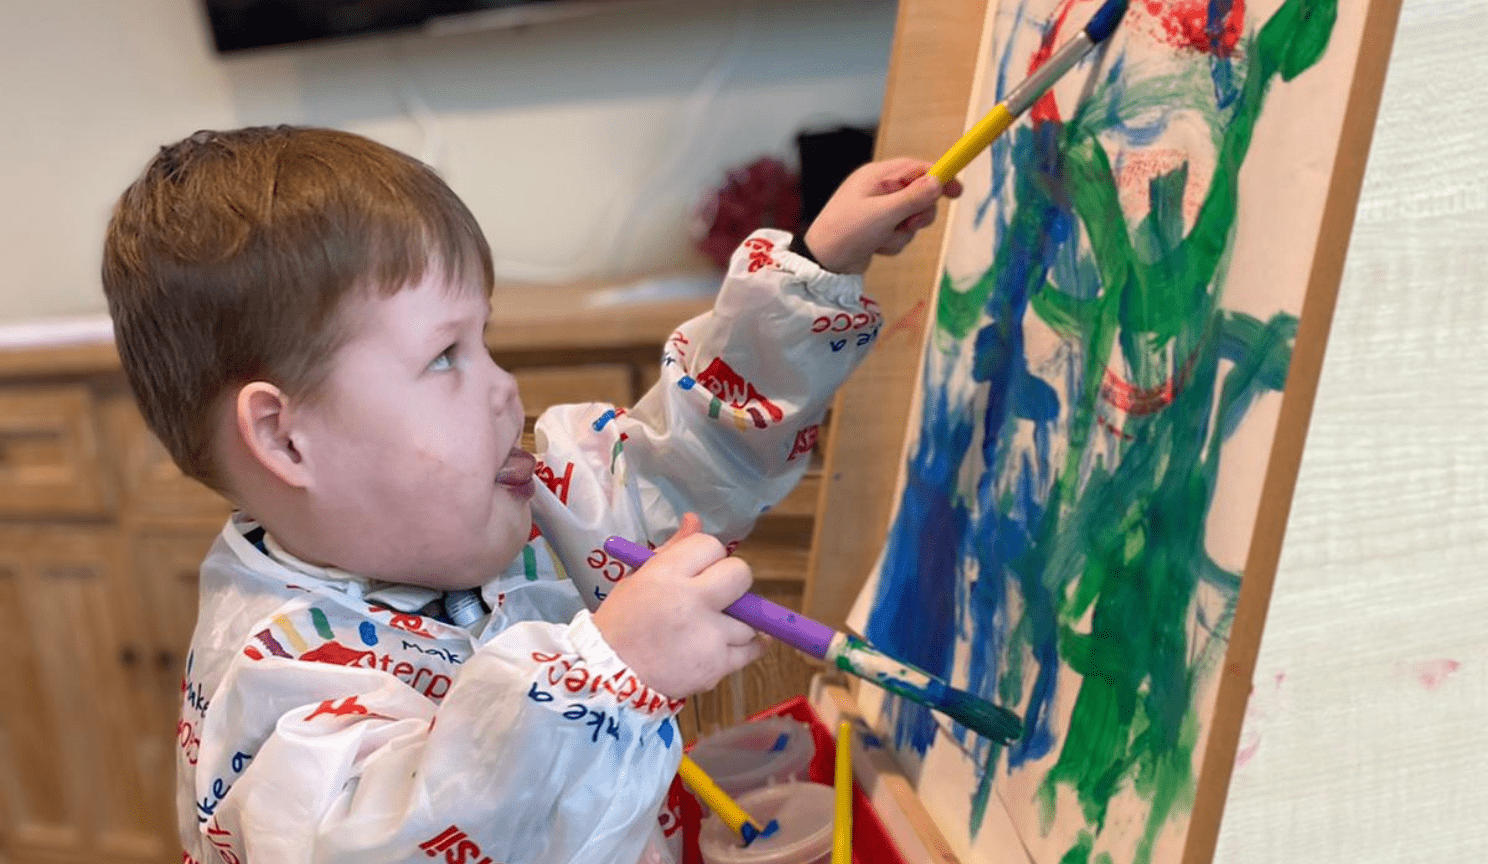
[120,646,139,667]
[157,649,175,671]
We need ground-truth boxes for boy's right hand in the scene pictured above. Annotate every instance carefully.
[802,157,963,275]
[592,531,763,699]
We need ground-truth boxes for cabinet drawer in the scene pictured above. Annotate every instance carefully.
[0,386,114,518]
[513,363,634,418]
[101,393,231,528]
[515,364,633,453]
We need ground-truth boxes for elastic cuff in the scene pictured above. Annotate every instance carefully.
[567,610,686,716]
[788,230,819,266]
[566,609,623,670]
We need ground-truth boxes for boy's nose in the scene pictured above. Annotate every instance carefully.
[490,363,522,418]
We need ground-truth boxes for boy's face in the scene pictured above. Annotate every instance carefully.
[296,270,534,590]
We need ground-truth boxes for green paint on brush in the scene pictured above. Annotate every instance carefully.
[835,635,1023,744]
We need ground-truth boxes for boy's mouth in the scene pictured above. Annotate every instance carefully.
[496,448,537,497]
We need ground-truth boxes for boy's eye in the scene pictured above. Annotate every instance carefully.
[429,344,458,372]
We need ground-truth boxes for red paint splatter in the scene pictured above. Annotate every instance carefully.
[883,299,927,344]
[1416,659,1461,691]
[1028,1,1080,124]
[1234,670,1284,768]
[1146,0,1245,58]
[1097,413,1135,441]
[1100,345,1202,416]
[1100,368,1181,415]
[1114,148,1211,226]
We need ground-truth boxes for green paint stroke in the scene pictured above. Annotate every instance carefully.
[1046,1,1336,858]
[955,0,1338,860]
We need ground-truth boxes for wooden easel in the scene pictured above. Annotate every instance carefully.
[802,1,1405,861]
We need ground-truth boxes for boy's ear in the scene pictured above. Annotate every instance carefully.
[235,382,310,489]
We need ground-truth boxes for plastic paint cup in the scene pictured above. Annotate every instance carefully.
[688,717,815,797]
[698,781,837,864]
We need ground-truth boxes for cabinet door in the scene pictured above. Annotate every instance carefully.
[133,530,213,753]
[0,527,173,864]
[99,391,230,531]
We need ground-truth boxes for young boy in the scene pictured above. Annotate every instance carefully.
[103,126,957,864]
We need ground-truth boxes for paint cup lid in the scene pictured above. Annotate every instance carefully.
[698,781,836,864]
[689,717,815,797]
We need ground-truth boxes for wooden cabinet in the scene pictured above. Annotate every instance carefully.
[0,387,114,518]
[0,280,825,862]
[0,527,173,864]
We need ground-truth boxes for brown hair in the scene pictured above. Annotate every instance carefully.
[102,126,494,494]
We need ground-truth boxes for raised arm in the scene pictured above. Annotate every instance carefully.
[527,159,959,606]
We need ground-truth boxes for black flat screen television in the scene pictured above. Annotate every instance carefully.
[203,0,563,53]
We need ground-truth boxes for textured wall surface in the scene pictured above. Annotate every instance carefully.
[1215,2,1487,861]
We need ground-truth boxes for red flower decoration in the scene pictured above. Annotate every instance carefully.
[694,157,802,268]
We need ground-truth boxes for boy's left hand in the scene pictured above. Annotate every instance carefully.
[803,158,963,275]
[592,515,763,699]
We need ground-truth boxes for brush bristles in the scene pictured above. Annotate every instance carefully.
[932,682,1024,744]
[1085,0,1130,43]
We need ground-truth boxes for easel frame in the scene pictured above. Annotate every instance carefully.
[803,1,1405,861]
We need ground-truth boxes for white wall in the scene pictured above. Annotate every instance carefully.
[0,0,897,324]
[1216,2,1488,860]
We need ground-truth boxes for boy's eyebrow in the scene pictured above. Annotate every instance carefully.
[429,303,492,344]
[431,318,465,341]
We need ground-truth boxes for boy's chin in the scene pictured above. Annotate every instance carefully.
[383,525,530,591]
[470,532,532,583]
[404,569,495,594]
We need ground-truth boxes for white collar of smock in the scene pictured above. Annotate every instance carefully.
[241,515,443,615]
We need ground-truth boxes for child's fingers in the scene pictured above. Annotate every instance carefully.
[722,638,766,674]
[692,555,754,611]
[861,157,926,185]
[651,532,727,576]
[885,164,960,201]
[717,614,759,647]
[895,206,937,234]
[657,512,704,553]
[876,161,929,194]
[875,231,916,257]
[677,512,704,536]
[869,175,943,232]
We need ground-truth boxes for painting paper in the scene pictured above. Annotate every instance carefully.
[847,1,1370,861]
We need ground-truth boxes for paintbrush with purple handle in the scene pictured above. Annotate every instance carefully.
[603,535,1023,744]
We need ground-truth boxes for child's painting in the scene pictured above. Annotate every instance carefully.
[845,1,1394,861]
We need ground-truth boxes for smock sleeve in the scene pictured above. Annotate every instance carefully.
[526,228,881,608]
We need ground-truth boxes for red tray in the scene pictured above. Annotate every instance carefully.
[666,696,906,864]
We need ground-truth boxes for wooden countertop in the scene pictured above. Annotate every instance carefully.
[484,273,716,354]
[0,273,719,381]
